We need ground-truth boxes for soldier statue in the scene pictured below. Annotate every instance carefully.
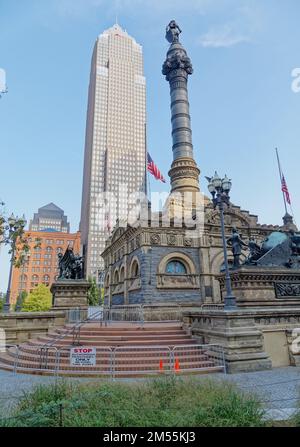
[246,237,262,264]
[166,20,182,43]
[227,228,248,269]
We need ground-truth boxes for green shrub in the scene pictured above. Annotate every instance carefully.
[87,276,100,306]
[22,284,52,312]
[0,377,266,427]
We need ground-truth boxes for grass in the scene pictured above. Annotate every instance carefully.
[0,376,266,427]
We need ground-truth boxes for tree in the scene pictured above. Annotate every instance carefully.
[0,294,5,312]
[22,284,52,312]
[14,290,27,311]
[87,277,100,306]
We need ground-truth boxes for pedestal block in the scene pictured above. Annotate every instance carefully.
[51,280,90,319]
[184,309,272,373]
[217,268,300,307]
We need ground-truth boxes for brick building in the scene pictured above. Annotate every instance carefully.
[10,228,80,305]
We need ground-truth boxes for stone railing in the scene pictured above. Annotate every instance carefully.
[0,310,66,345]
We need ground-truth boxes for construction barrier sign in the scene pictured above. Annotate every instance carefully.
[70,347,96,366]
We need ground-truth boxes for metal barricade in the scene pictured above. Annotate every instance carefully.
[2,342,226,378]
[172,344,226,374]
[103,304,183,325]
[141,303,182,322]
[0,344,19,374]
[55,345,112,376]
[108,305,143,323]
[112,345,172,379]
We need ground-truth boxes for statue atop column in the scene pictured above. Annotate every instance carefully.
[166,20,182,43]
[162,21,199,195]
[162,21,193,80]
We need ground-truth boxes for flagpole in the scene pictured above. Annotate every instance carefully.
[275,147,288,215]
[145,123,152,202]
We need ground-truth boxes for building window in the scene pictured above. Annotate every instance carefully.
[46,246,53,253]
[113,269,119,285]
[130,259,140,278]
[165,260,187,275]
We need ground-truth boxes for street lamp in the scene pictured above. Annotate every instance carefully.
[206,172,237,310]
[2,214,27,313]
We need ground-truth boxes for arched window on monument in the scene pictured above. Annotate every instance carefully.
[131,260,140,278]
[166,260,187,275]
[113,270,119,285]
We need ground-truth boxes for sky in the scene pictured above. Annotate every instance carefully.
[0,0,300,291]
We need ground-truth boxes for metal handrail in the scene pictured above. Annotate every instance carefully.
[113,345,172,378]
[0,344,19,374]
[39,308,104,369]
[172,344,226,373]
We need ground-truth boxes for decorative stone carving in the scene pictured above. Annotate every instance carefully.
[157,273,199,289]
[150,234,161,245]
[184,237,192,247]
[162,50,193,80]
[275,283,300,298]
[217,267,300,307]
[167,234,176,245]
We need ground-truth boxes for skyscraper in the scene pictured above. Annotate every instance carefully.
[29,203,70,233]
[80,24,147,280]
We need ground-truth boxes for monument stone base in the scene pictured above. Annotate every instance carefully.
[217,267,300,307]
[184,309,272,373]
[184,304,300,371]
[51,280,90,320]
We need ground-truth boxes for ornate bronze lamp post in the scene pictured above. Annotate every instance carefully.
[206,172,237,310]
[2,214,27,313]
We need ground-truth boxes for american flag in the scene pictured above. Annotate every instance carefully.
[147,153,166,183]
[281,175,291,205]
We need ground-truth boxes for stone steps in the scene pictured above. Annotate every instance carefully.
[0,322,224,377]
[7,348,210,365]
[0,353,217,374]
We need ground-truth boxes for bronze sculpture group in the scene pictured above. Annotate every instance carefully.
[58,247,83,280]
[226,227,300,270]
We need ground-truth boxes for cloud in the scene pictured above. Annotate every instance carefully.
[197,24,250,48]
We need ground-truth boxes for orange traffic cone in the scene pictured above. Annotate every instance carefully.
[159,359,164,372]
[174,358,180,372]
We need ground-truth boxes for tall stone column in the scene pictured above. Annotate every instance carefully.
[162,21,200,195]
